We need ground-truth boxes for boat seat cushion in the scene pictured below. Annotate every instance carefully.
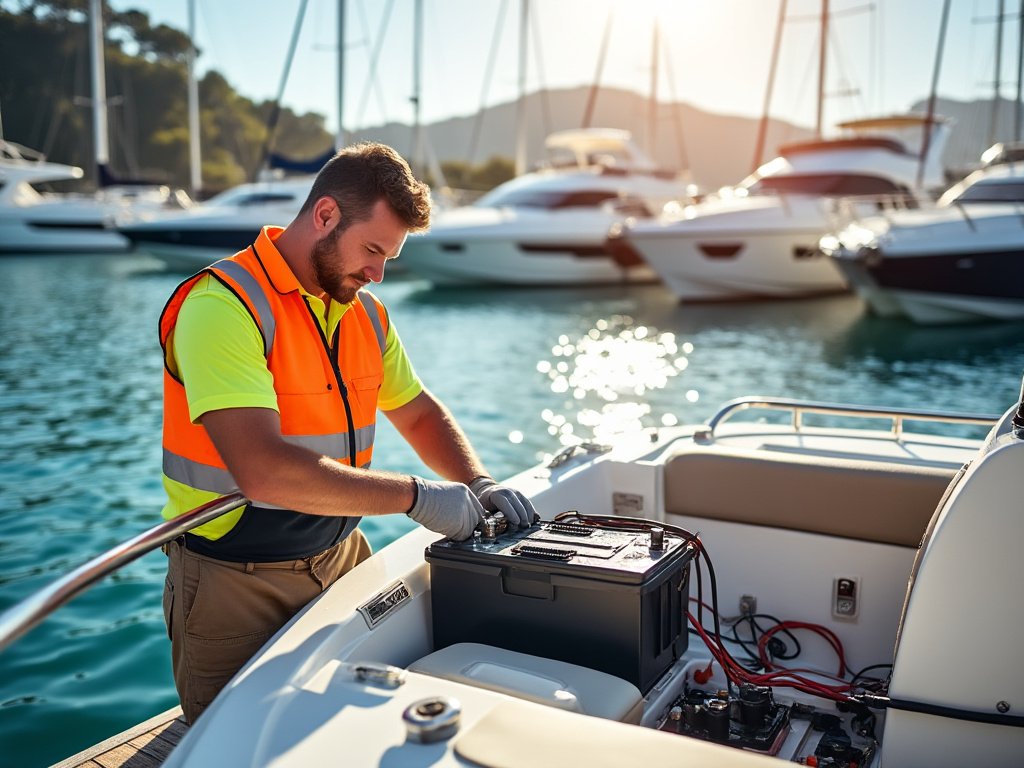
[409,642,644,724]
[663,448,958,547]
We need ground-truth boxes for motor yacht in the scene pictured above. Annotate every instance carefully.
[610,115,950,302]
[821,146,1024,323]
[396,128,695,287]
[0,140,190,254]
[118,175,314,272]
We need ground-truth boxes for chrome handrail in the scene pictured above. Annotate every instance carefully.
[0,492,247,653]
[696,397,1000,442]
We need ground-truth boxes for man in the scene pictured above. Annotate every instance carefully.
[158,142,535,723]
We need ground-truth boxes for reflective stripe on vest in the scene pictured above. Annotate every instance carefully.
[357,290,386,354]
[212,257,277,357]
[162,425,376,493]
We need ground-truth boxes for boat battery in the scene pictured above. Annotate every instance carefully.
[426,519,695,693]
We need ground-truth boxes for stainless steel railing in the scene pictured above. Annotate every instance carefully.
[696,397,1000,442]
[0,492,247,653]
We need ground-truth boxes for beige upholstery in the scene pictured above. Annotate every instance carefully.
[409,642,644,724]
[663,448,957,547]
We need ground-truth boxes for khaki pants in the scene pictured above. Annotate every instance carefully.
[162,529,371,724]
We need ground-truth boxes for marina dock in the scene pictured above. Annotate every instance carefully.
[53,708,186,768]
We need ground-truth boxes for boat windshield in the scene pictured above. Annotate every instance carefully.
[476,187,620,210]
[939,179,1024,206]
[744,173,908,197]
[204,187,301,208]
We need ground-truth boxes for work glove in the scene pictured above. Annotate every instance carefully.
[469,477,537,529]
[407,477,485,540]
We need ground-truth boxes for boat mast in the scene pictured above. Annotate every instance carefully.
[89,0,110,186]
[254,0,311,178]
[917,0,951,191]
[514,0,529,176]
[186,0,202,196]
[752,0,788,173]
[647,18,659,157]
[337,0,346,149]
[581,6,614,129]
[1017,0,1023,141]
[815,0,828,137]
[991,0,1005,147]
[412,0,423,176]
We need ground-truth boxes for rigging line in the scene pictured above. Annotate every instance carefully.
[582,5,615,129]
[466,0,509,166]
[917,0,952,191]
[753,0,787,175]
[827,21,867,119]
[254,0,312,179]
[659,29,690,177]
[530,0,552,139]
[354,0,396,131]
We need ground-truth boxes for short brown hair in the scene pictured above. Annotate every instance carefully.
[300,142,431,232]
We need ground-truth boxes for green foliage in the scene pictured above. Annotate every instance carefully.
[439,155,515,192]
[0,2,333,193]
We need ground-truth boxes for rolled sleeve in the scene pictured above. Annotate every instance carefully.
[377,321,423,411]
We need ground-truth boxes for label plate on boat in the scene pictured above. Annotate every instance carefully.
[358,580,411,628]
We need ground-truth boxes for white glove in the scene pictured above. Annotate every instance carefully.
[407,477,485,540]
[469,477,537,528]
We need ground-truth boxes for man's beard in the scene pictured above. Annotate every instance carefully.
[311,227,360,304]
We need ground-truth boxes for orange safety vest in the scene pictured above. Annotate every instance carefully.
[158,228,388,561]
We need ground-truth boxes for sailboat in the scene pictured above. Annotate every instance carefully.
[396,3,695,287]
[121,0,346,272]
[0,0,191,255]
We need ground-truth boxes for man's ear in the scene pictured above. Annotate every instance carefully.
[312,196,341,234]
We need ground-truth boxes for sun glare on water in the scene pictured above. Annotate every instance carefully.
[532,315,695,459]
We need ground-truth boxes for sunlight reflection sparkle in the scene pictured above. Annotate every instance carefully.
[536,315,696,447]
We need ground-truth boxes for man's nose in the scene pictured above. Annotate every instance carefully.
[365,259,386,283]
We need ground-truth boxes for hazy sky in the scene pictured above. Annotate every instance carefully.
[104,0,1009,135]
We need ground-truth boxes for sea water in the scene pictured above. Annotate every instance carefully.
[0,252,1020,766]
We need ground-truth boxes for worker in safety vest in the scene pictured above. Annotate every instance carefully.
[158,142,535,723]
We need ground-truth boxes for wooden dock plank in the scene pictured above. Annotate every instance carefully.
[51,707,187,768]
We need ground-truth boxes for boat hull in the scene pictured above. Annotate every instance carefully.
[399,236,659,286]
[0,215,129,254]
[628,227,848,301]
[867,247,1024,323]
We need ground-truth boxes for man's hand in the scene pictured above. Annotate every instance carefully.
[469,477,537,528]
[407,477,485,540]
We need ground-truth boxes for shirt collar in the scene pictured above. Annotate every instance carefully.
[251,225,303,295]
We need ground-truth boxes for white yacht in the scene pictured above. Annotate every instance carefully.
[0,141,190,254]
[118,175,314,272]
[822,147,1024,323]
[396,129,695,287]
[612,115,950,302]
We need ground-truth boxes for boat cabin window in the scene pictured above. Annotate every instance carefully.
[941,180,1024,205]
[206,188,299,207]
[745,173,908,197]
[235,193,298,207]
[477,187,620,210]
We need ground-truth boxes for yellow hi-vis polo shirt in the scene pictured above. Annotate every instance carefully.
[161,264,423,539]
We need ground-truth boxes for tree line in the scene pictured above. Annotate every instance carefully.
[0,1,515,196]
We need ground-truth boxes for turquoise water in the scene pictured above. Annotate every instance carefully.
[0,252,1021,767]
